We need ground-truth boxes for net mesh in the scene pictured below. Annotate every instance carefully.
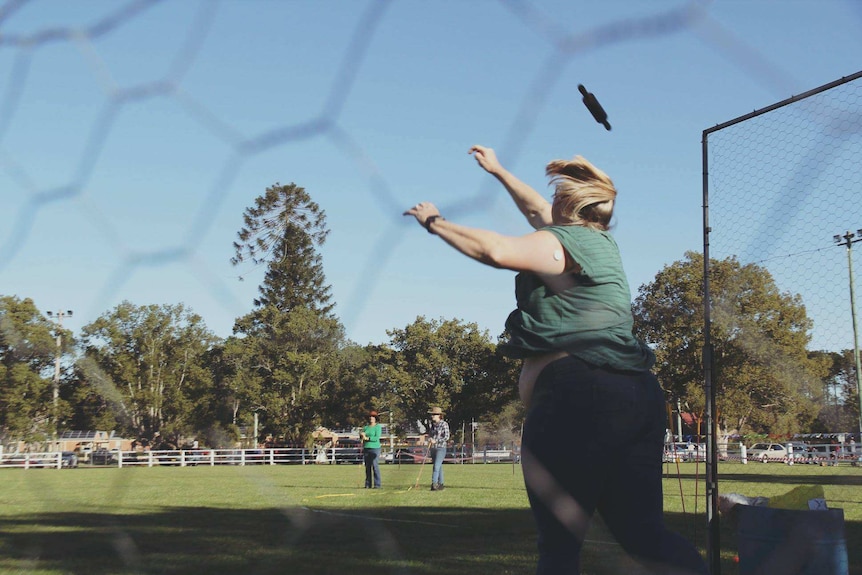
[707,75,862,356]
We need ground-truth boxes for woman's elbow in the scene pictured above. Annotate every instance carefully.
[481,245,509,269]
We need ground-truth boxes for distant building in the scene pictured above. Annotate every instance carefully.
[51,430,133,453]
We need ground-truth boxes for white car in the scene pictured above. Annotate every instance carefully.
[663,442,704,462]
[747,443,789,462]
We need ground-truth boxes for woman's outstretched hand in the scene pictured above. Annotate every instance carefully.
[469,145,503,175]
[403,201,440,227]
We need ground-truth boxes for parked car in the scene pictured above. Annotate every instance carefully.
[333,439,363,464]
[747,442,810,463]
[663,442,704,462]
[788,442,813,463]
[809,444,841,465]
[3,454,47,468]
[386,446,429,464]
[61,451,79,468]
[472,446,519,463]
[90,449,117,466]
[444,446,472,463]
[185,449,210,466]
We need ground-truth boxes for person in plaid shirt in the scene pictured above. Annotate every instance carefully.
[426,406,450,491]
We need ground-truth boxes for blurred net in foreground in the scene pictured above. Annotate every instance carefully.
[1,2,844,574]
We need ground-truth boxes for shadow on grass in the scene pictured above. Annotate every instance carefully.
[0,506,537,575]
[717,472,862,486]
[2,504,856,575]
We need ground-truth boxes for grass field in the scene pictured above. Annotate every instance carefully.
[0,462,859,574]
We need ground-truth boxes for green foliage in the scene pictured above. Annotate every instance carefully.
[633,252,827,438]
[812,349,861,432]
[0,296,67,442]
[226,305,347,445]
[384,317,518,435]
[232,182,332,315]
[76,301,219,443]
[229,182,345,444]
[323,342,390,429]
[480,399,526,447]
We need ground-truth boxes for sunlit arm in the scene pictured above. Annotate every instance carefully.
[492,168,554,230]
[430,217,566,275]
[469,145,553,230]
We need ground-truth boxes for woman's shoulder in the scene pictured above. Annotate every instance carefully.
[544,224,616,250]
[544,223,607,237]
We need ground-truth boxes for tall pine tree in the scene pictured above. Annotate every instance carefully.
[232,182,332,316]
[228,183,344,445]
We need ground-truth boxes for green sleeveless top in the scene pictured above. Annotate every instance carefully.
[499,224,654,372]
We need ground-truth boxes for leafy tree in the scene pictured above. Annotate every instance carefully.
[336,342,424,442]
[232,182,332,315]
[0,296,68,443]
[812,349,860,432]
[76,302,219,444]
[384,317,518,439]
[230,307,345,444]
[229,183,344,444]
[206,338,263,446]
[479,399,526,448]
[633,252,826,439]
[323,343,395,431]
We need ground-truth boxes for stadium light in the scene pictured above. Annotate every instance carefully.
[46,309,73,443]
[833,231,862,453]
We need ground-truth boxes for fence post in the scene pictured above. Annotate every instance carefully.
[741,442,747,465]
[786,442,794,466]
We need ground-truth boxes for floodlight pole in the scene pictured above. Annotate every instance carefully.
[834,230,862,448]
[46,309,73,442]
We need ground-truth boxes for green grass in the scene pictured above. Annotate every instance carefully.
[0,462,859,574]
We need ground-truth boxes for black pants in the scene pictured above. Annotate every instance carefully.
[522,355,709,574]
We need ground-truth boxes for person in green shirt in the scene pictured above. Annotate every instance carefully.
[360,410,382,489]
[404,145,707,575]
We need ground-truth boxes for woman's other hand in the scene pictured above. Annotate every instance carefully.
[469,145,503,175]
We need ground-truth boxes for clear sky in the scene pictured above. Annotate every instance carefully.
[1,0,861,346]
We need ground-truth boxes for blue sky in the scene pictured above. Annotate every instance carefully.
[1,0,861,347]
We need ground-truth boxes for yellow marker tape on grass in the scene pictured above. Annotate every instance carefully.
[314,493,356,499]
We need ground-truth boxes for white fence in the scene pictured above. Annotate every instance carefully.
[4,443,858,470]
[663,442,861,466]
[0,446,522,469]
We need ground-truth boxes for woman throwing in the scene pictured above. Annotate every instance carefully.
[404,146,707,575]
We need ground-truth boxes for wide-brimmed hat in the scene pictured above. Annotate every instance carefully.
[368,410,379,417]
[427,406,444,416]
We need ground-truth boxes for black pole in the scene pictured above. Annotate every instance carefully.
[702,130,720,574]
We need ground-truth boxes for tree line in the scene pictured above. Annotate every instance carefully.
[1,184,858,449]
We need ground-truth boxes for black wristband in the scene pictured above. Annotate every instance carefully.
[424,215,444,234]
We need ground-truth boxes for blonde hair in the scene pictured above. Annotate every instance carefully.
[546,156,616,231]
